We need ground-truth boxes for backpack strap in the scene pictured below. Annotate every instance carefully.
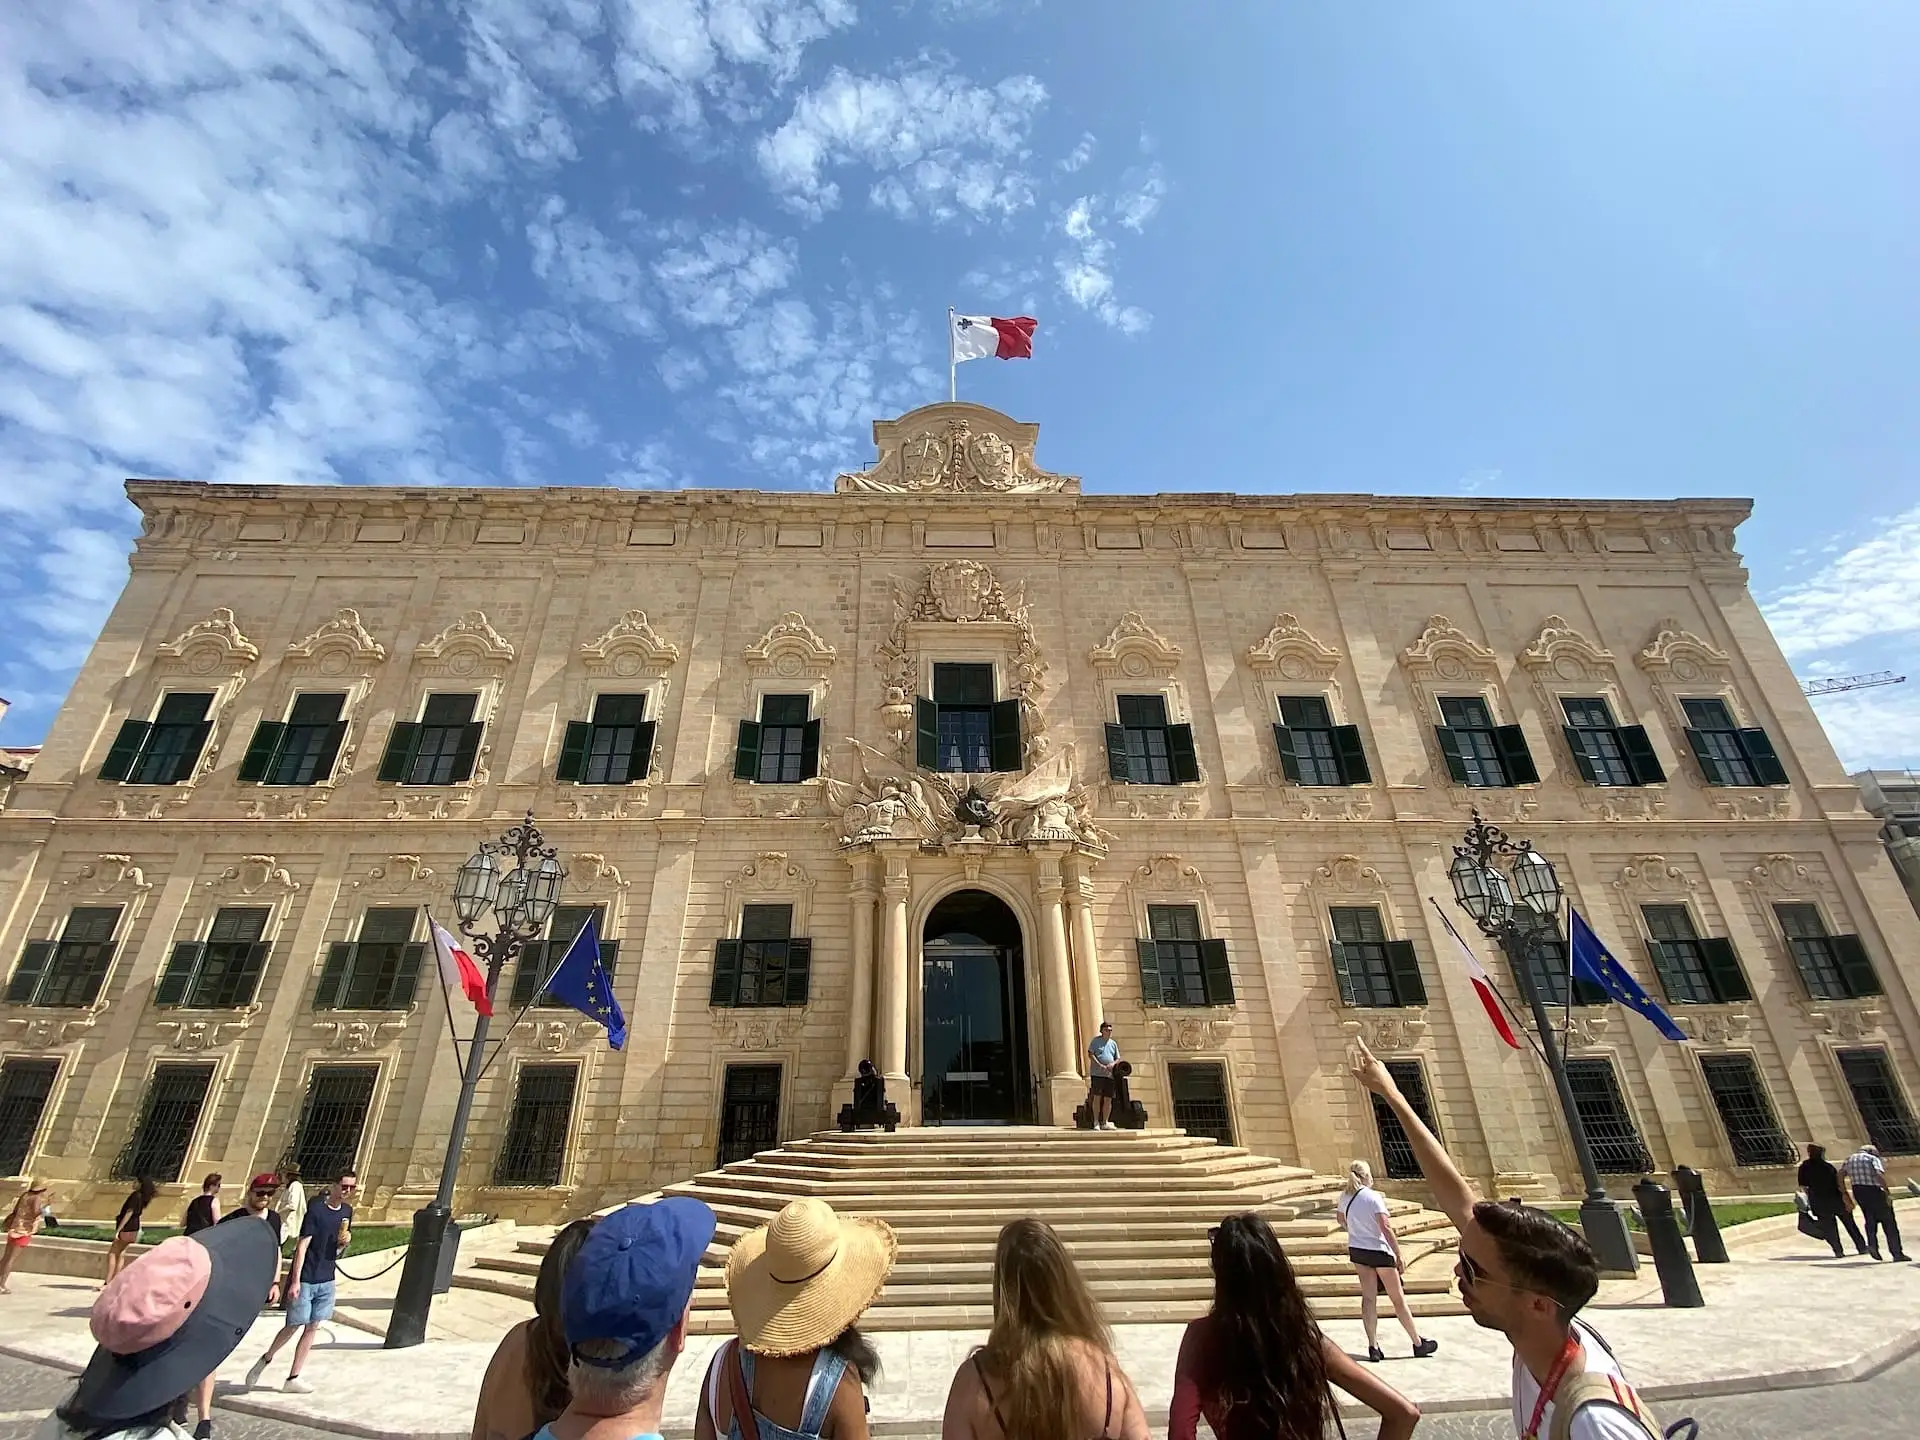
[1547,1371,1661,1440]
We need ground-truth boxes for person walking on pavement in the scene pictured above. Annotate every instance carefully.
[182,1175,223,1236]
[2,1181,50,1294]
[105,1178,156,1286]
[1338,1160,1438,1362]
[1087,1022,1120,1131]
[245,1169,356,1393]
[1842,1143,1908,1261]
[1798,1144,1867,1258]
[184,1176,286,1440]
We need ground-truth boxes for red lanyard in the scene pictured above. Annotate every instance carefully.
[1523,1335,1583,1440]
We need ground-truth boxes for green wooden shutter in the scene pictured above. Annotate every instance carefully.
[1135,938,1163,1007]
[1832,935,1882,998]
[230,942,272,1007]
[1683,729,1727,785]
[449,722,485,783]
[237,722,286,783]
[98,720,151,782]
[161,721,213,784]
[1493,725,1539,785]
[915,697,939,770]
[1329,942,1359,1006]
[1199,938,1233,1006]
[1618,725,1666,785]
[710,939,743,1007]
[1644,940,1688,1005]
[153,942,204,1008]
[1104,723,1131,782]
[1562,726,1600,785]
[314,942,353,1009]
[784,938,812,1006]
[1167,724,1201,783]
[377,723,420,783]
[597,938,620,980]
[557,722,593,782]
[1332,725,1372,785]
[6,941,55,1004]
[511,941,547,1007]
[627,721,657,782]
[1699,937,1751,1003]
[389,942,427,1006]
[1271,724,1300,783]
[1434,726,1471,784]
[799,720,821,781]
[1737,728,1790,786]
[989,699,1023,771]
[1384,940,1426,1005]
[733,720,762,780]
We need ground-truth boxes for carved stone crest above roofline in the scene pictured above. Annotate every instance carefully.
[836,403,1079,495]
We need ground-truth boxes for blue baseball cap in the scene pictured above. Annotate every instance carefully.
[562,1198,717,1367]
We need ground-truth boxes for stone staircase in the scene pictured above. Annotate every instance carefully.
[456,1127,1462,1331]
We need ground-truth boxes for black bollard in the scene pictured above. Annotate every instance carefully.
[1633,1178,1704,1307]
[1672,1165,1728,1264]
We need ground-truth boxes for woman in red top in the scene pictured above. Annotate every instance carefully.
[1169,1214,1420,1440]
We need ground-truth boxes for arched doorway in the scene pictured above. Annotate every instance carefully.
[921,891,1033,1125]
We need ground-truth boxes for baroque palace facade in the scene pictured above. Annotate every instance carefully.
[2,402,1918,1224]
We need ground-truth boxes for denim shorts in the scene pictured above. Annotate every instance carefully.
[287,1278,336,1326]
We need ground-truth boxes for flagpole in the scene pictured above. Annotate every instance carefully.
[948,306,956,402]
[426,908,465,1072]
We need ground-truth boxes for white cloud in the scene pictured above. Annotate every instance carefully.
[1115,163,1166,231]
[1803,686,1920,772]
[1058,133,1095,172]
[656,348,710,391]
[756,63,1048,221]
[526,197,657,335]
[613,0,855,127]
[1762,506,1920,658]
[651,221,797,328]
[1053,195,1150,334]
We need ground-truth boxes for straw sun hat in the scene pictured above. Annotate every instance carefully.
[724,1198,897,1356]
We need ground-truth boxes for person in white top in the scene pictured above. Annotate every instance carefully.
[1351,1040,1660,1440]
[1337,1160,1436,1362]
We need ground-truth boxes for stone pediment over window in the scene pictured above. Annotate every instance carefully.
[1636,619,1736,708]
[154,608,260,677]
[417,610,515,678]
[285,609,387,675]
[1245,614,1341,683]
[1400,615,1498,684]
[1090,613,1182,681]
[836,403,1079,495]
[1520,616,1615,681]
[745,611,836,681]
[580,610,679,679]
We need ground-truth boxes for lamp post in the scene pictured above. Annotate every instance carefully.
[385,812,564,1348]
[1447,809,1639,1275]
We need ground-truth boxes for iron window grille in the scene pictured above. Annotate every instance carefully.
[292,1065,377,1185]
[1167,1062,1236,1147]
[314,908,426,1010]
[493,1064,579,1186]
[1136,904,1233,1008]
[113,1063,215,1183]
[717,1063,781,1167]
[238,692,348,786]
[1680,698,1788,787]
[511,905,619,1008]
[1698,1054,1795,1167]
[1435,697,1538,788]
[1508,911,1608,1008]
[1329,906,1426,1009]
[917,663,1020,774]
[1560,698,1664,788]
[98,692,215,786]
[0,1058,59,1178]
[6,907,122,1008]
[735,694,821,785]
[1774,903,1880,1000]
[1273,696,1370,786]
[558,694,656,785]
[155,906,272,1009]
[1104,694,1200,785]
[378,692,483,786]
[710,905,812,1008]
[1564,1059,1654,1174]
[1371,1059,1440,1180]
[1837,1049,1920,1155]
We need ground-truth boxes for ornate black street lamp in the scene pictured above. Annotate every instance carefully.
[1448,810,1639,1274]
[385,813,565,1347]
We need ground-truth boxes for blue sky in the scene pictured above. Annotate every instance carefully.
[1,2,1915,766]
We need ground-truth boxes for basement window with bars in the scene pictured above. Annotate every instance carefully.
[559,694,656,785]
[918,664,1020,774]
[1103,695,1200,785]
[1838,1049,1920,1155]
[1560,697,1664,787]
[1565,1058,1654,1174]
[1680,698,1789,787]
[1774,903,1880,1001]
[1329,907,1426,1009]
[315,909,426,1010]
[1435,696,1538,788]
[1370,1059,1440,1181]
[155,907,272,1009]
[1167,1062,1235,1147]
[1273,696,1370,786]
[735,694,821,784]
[493,1064,578,1186]
[98,692,215,786]
[1698,1054,1795,1167]
[113,1063,214,1183]
[6,907,123,1008]
[511,905,619,1008]
[1641,905,1750,1005]
[1136,904,1233,1008]
[710,905,811,1008]
[378,693,483,786]
[237,692,349,786]
[0,1058,59,1178]
[292,1065,377,1184]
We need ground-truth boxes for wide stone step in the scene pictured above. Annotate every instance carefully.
[664,1182,1332,1218]
[733,1155,1303,1183]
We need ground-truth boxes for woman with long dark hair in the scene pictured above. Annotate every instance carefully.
[104,1178,157,1286]
[1170,1214,1420,1440]
[471,1217,598,1440]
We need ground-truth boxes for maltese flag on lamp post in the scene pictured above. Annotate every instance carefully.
[948,311,1036,398]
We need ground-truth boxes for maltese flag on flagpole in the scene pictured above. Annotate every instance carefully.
[951,313,1037,361]
[430,918,494,1017]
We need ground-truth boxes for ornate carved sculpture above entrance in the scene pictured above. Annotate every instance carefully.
[815,739,1103,851]
[836,403,1078,495]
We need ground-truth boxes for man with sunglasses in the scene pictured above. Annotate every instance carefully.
[245,1169,356,1395]
[1352,1041,1656,1440]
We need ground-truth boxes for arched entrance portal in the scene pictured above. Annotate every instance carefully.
[921,891,1034,1125]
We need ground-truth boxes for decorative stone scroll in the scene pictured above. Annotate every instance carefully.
[875,560,1046,757]
[1245,614,1341,683]
[1401,615,1499,683]
[836,403,1078,495]
[1089,613,1182,681]
[1636,620,1736,713]
[581,610,679,674]
[155,609,260,673]
[61,855,154,895]
[285,609,386,674]
[202,855,300,895]
[1520,615,1615,680]
[745,612,835,678]
[417,611,514,679]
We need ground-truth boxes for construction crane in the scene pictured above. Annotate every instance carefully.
[1802,671,1907,697]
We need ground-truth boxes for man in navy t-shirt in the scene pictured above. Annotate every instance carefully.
[244,1169,356,1395]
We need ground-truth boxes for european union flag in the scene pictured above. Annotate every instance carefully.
[1569,907,1687,1042]
[542,915,627,1050]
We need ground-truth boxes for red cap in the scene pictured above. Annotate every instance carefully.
[249,1173,279,1191]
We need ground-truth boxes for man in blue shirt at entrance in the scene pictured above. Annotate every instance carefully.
[1087,1021,1120,1130]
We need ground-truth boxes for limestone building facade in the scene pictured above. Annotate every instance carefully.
[3,402,1918,1224]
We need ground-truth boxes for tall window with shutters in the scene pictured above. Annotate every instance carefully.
[1135,905,1233,1008]
[314,908,426,1010]
[238,692,349,786]
[735,695,821,784]
[1640,905,1751,1005]
[1774,903,1880,1000]
[155,907,273,1009]
[918,664,1020,774]
[1273,696,1370,786]
[379,693,484,786]
[1104,695,1199,785]
[6,907,123,1008]
[558,694,655,785]
[1560,698,1665,788]
[1329,907,1426,1009]
[98,692,215,786]
[1435,697,1538,788]
[510,905,619,1008]
[1680,698,1789,787]
[710,905,812,1008]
